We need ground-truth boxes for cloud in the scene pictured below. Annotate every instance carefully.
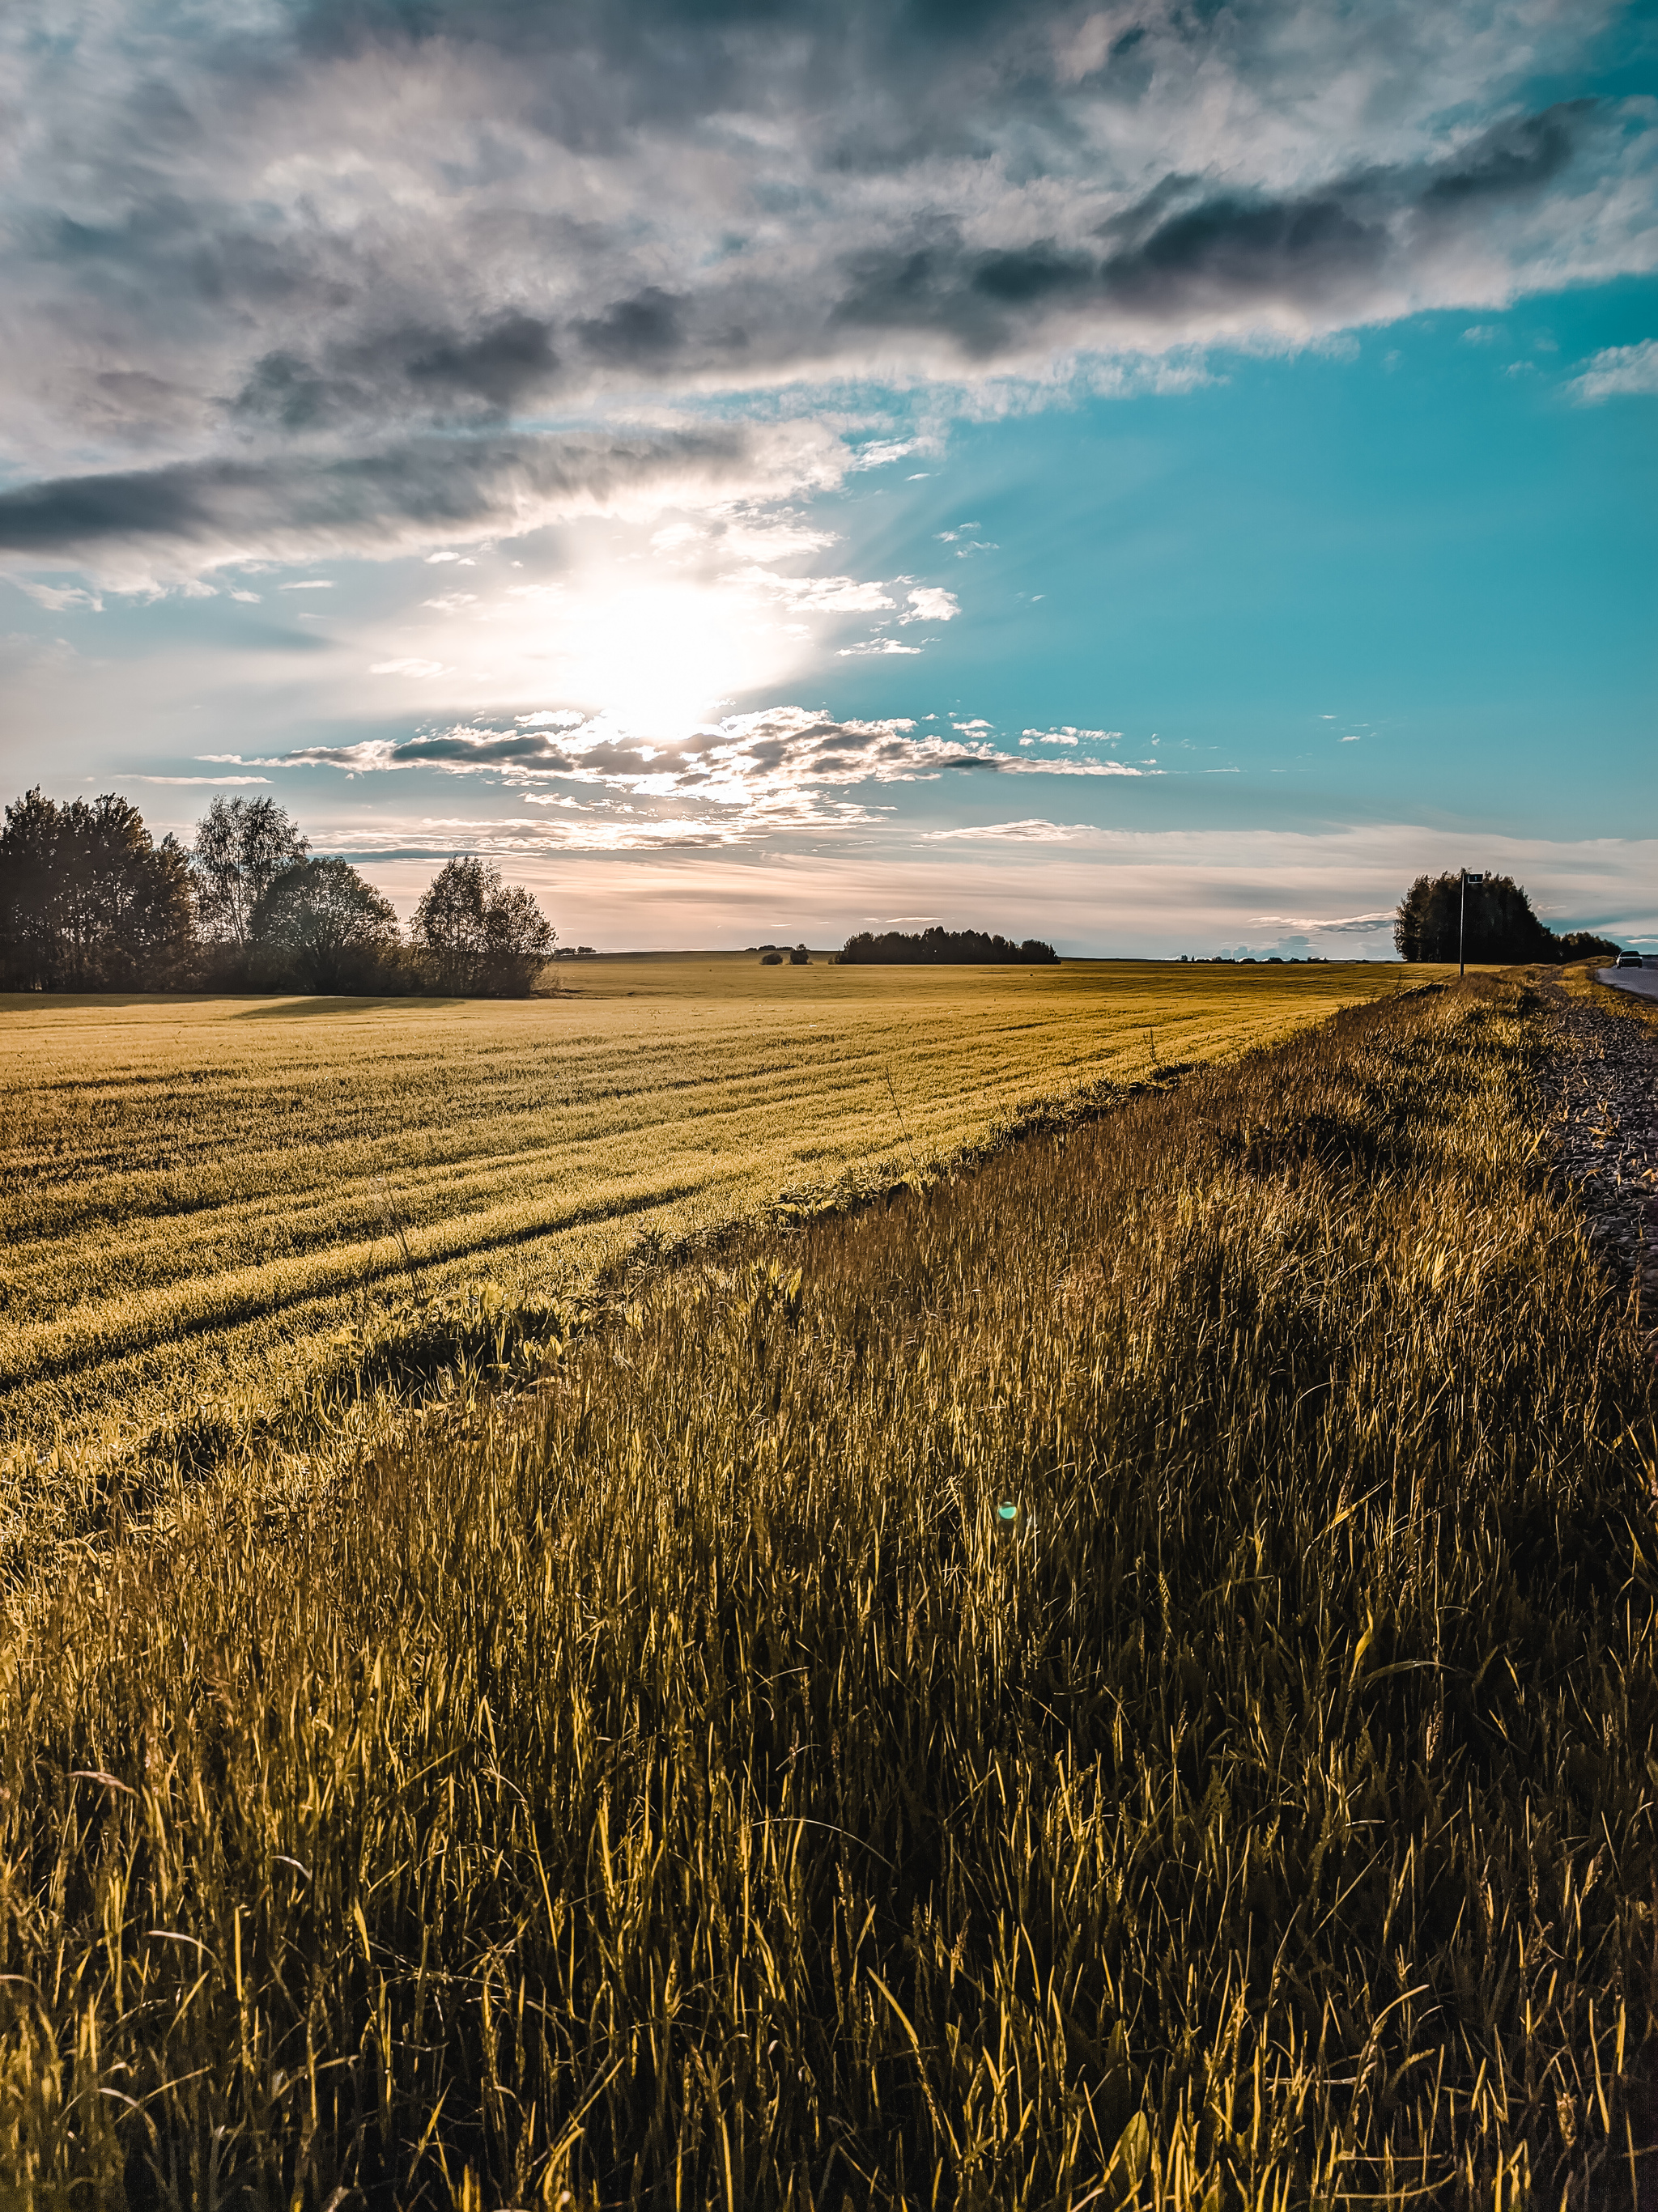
[922,819,1094,843]
[732,569,896,615]
[899,586,960,623]
[134,774,272,785]
[259,703,1163,836]
[1021,727,1122,745]
[0,0,1647,581]
[1252,911,1397,934]
[236,314,562,433]
[11,580,104,613]
[0,422,843,582]
[827,103,1633,352]
[1568,338,1658,401]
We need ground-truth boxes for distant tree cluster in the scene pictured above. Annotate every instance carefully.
[1394,873,1622,965]
[836,926,1059,966]
[1,789,555,997]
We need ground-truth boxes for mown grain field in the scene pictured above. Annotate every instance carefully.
[2,970,1653,2208]
[0,957,1405,1473]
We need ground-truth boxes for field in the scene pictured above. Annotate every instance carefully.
[2,972,1655,2206]
[0,957,1405,1475]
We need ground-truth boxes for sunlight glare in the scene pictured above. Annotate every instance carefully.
[372,563,819,735]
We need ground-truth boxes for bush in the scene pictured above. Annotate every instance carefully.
[759,951,784,965]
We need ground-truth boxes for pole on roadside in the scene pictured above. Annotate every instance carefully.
[1459,869,1485,979]
[1459,868,1465,979]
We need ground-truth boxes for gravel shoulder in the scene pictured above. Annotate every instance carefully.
[1543,971,1658,1336]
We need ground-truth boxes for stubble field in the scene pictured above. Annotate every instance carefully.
[0,956,1407,1471]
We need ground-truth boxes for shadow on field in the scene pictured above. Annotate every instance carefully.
[232,995,466,1017]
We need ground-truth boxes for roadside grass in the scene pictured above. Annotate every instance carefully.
[2,974,1652,2207]
[0,957,1405,1481]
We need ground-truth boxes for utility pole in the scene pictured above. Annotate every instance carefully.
[1459,869,1484,978]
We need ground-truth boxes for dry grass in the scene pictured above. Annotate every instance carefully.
[0,957,1405,1475]
[2,974,1652,2207]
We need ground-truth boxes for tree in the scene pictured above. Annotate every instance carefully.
[1554,930,1624,962]
[192,796,308,945]
[0,788,62,990]
[0,788,195,990]
[411,856,555,995]
[1394,873,1558,965]
[249,858,402,992]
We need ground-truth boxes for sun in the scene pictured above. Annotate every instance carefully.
[363,560,822,736]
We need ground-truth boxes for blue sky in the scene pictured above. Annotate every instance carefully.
[1,0,1653,955]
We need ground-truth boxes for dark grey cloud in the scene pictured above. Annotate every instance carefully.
[236,313,562,429]
[577,289,686,365]
[0,422,830,575]
[1422,101,1590,207]
[834,102,1607,345]
[0,0,1647,567]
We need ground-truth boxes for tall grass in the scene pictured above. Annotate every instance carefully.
[2,977,1654,2208]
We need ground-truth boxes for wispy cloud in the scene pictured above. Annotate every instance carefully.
[922,819,1094,843]
[1251,911,1396,934]
[1568,338,1658,402]
[11,580,103,613]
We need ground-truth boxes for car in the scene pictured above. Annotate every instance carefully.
[1614,950,1644,968]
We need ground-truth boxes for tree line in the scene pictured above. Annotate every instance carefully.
[836,926,1059,965]
[0,791,554,996]
[1393,872,1622,964]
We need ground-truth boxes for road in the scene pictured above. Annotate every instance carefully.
[1597,964,1658,1002]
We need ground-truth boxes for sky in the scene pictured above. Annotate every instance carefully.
[0,0,1654,957]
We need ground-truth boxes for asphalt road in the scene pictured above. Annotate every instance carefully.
[1598,965,1658,1002]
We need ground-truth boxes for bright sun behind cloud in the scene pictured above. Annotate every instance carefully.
[363,559,831,736]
